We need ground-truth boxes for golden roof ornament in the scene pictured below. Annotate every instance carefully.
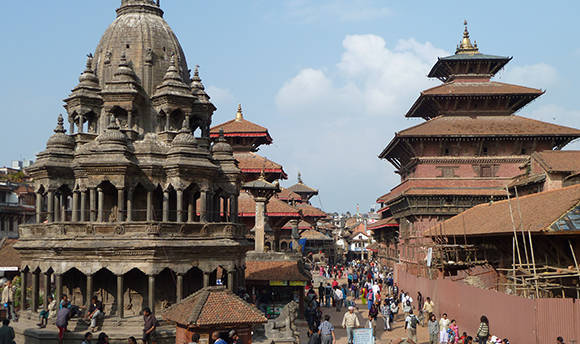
[456,20,480,55]
[235,104,244,121]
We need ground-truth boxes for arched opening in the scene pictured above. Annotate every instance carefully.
[166,185,177,222]
[93,268,116,315]
[85,111,98,134]
[183,267,203,297]
[281,241,288,251]
[156,268,176,310]
[132,183,148,221]
[97,181,118,222]
[169,109,185,132]
[110,106,129,130]
[185,184,200,222]
[265,242,272,252]
[152,185,163,221]
[158,111,167,132]
[124,268,147,317]
[62,268,86,307]
[56,184,72,222]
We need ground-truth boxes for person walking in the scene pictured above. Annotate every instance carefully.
[318,315,335,344]
[334,287,343,312]
[1,280,17,322]
[380,299,391,331]
[439,313,450,344]
[422,297,435,325]
[405,309,419,344]
[143,307,158,344]
[476,315,489,344]
[366,313,377,341]
[342,306,360,344]
[427,314,439,344]
[56,301,72,344]
[0,319,15,344]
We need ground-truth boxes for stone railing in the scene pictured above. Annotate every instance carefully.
[19,222,246,240]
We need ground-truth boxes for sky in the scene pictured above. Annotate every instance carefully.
[1,0,580,213]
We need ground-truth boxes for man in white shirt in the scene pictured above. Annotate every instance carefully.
[334,287,344,312]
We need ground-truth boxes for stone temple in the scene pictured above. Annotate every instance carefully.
[15,0,250,339]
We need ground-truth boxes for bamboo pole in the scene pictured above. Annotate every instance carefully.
[514,187,531,271]
[527,231,539,298]
[505,187,523,266]
[513,236,516,294]
[569,239,580,285]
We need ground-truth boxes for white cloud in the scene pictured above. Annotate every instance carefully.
[500,63,558,88]
[207,85,235,108]
[284,0,391,23]
[274,34,447,211]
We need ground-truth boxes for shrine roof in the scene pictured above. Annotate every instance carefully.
[282,220,312,230]
[277,188,302,201]
[295,203,326,219]
[367,217,398,230]
[420,81,543,96]
[234,152,287,179]
[162,286,267,327]
[210,118,271,137]
[532,150,580,173]
[238,191,301,218]
[245,260,310,281]
[507,173,546,189]
[287,181,319,195]
[396,115,580,138]
[424,184,580,237]
[300,229,332,240]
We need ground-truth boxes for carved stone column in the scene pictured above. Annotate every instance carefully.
[47,191,54,223]
[199,189,208,223]
[254,198,267,253]
[117,188,125,222]
[229,195,238,222]
[80,190,87,222]
[227,270,235,291]
[176,274,183,302]
[35,192,42,223]
[60,193,66,222]
[89,188,96,222]
[97,187,104,222]
[126,188,133,222]
[146,190,153,221]
[176,189,183,223]
[290,219,300,252]
[54,193,60,222]
[162,190,169,222]
[31,270,39,312]
[148,275,155,313]
[72,191,79,222]
[86,274,94,308]
[43,271,51,310]
[20,270,27,311]
[203,271,210,287]
[55,274,62,308]
[117,274,124,319]
[187,193,194,223]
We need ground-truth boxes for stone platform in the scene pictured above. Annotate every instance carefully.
[13,313,175,344]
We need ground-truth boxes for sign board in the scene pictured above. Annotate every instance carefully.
[269,280,288,286]
[289,281,307,286]
[353,328,374,344]
[426,247,433,267]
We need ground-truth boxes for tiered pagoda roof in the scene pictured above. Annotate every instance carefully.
[210,104,273,151]
[287,173,319,203]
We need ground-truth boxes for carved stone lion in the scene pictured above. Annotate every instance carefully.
[265,301,299,343]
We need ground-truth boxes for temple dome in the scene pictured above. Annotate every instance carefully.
[93,0,189,96]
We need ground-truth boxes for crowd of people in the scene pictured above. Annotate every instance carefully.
[304,259,571,344]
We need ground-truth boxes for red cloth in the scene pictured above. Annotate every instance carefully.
[332,280,339,288]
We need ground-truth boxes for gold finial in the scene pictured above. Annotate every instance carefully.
[456,19,480,55]
[298,172,303,184]
[235,104,244,121]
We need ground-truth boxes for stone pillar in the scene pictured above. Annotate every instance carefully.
[229,195,238,222]
[199,189,208,223]
[47,191,54,223]
[176,189,183,223]
[254,198,267,253]
[20,270,27,311]
[36,192,42,223]
[117,274,124,319]
[86,274,94,308]
[165,115,170,132]
[80,190,87,222]
[127,110,133,131]
[227,270,235,291]
[273,228,281,252]
[176,274,183,302]
[60,194,66,222]
[97,187,104,222]
[79,115,84,133]
[203,271,210,287]
[148,275,155,313]
[187,193,194,223]
[31,270,39,312]
[72,191,79,222]
[117,188,125,222]
[89,188,96,222]
[54,193,60,222]
[162,190,169,222]
[126,188,133,222]
[55,274,62,308]
[146,190,153,221]
[43,271,51,310]
[290,219,300,252]
[206,191,214,222]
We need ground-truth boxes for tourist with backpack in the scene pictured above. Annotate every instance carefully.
[405,309,419,343]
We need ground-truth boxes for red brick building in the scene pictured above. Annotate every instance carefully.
[377,22,580,276]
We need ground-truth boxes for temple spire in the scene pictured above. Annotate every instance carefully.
[456,20,479,55]
[54,115,66,134]
[236,104,244,121]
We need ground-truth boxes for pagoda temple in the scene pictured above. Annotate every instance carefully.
[377,21,580,275]
[15,1,251,341]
